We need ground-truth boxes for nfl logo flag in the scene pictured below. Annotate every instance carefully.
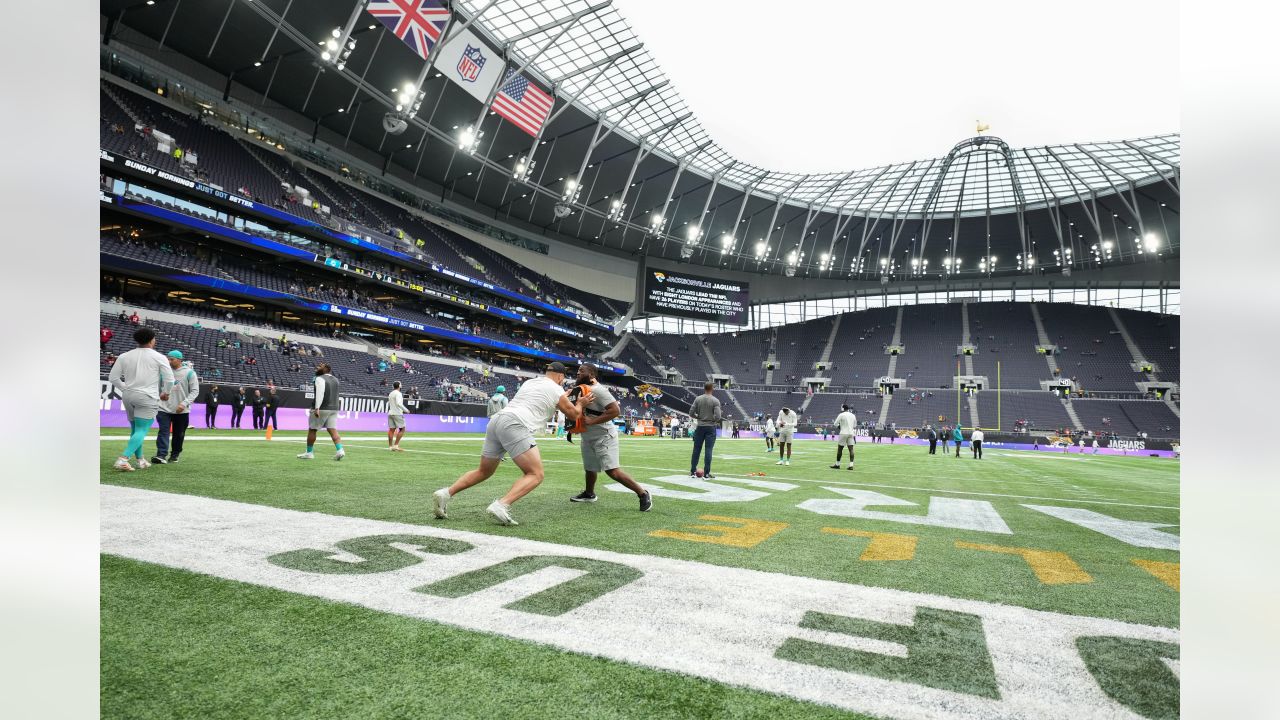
[366,0,450,61]
[492,67,554,137]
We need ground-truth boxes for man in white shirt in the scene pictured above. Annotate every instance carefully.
[387,380,407,452]
[829,404,858,470]
[107,327,174,472]
[764,416,776,453]
[434,362,587,526]
[775,407,798,466]
[670,415,681,439]
[971,428,985,459]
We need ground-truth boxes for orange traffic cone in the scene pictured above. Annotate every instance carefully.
[265,425,273,441]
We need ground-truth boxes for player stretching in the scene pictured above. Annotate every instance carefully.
[297,363,344,461]
[107,327,175,471]
[387,380,407,451]
[829,404,857,470]
[775,407,798,466]
[568,364,652,511]
[764,416,776,453]
[433,362,587,526]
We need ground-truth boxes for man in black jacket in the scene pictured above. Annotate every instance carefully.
[251,389,266,429]
[231,387,247,428]
[264,388,280,431]
[204,385,221,428]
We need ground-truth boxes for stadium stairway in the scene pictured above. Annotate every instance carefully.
[1029,303,1063,377]
[878,392,893,428]
[799,313,844,416]
[1107,306,1160,386]
[961,302,976,376]
[968,393,981,429]
[1062,397,1085,430]
[764,329,778,385]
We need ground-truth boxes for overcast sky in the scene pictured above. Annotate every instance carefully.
[612,0,1178,171]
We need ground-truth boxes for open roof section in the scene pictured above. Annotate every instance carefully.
[462,0,1179,216]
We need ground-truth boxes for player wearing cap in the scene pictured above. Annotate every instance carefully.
[434,361,588,526]
[829,404,858,470]
[107,327,175,471]
[151,350,199,465]
[387,380,407,452]
[487,385,509,417]
[567,364,652,511]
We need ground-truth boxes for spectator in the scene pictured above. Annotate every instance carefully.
[100,326,114,351]
[129,311,140,325]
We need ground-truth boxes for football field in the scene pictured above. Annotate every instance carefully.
[100,429,1180,719]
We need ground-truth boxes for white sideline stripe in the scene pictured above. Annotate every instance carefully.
[99,435,1179,510]
[102,485,1178,720]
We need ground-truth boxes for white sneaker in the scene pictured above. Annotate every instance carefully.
[135,458,151,470]
[433,488,451,519]
[334,449,345,461]
[486,499,518,526]
[296,452,314,460]
[113,457,135,472]
[784,459,791,466]
[775,459,785,465]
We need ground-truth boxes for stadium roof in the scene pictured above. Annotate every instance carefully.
[451,0,1179,215]
[100,0,1180,278]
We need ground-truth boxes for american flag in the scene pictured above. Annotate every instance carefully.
[366,0,450,61]
[492,68,554,136]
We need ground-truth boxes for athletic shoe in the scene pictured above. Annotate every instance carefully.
[296,452,314,460]
[433,488,451,519]
[776,459,786,465]
[136,458,151,470]
[705,474,715,479]
[639,491,653,512]
[151,456,168,465]
[689,472,698,478]
[784,460,791,466]
[486,499,518,526]
[334,449,346,461]
[830,464,841,469]
[169,455,181,464]
[570,492,597,503]
[113,457,135,472]
[847,465,855,470]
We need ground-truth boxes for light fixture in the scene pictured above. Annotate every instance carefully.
[457,125,483,155]
[647,213,665,236]
[1144,233,1160,252]
[512,155,534,182]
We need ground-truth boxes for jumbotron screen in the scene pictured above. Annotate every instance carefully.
[642,269,749,324]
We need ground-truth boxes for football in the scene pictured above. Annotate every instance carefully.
[694,470,704,478]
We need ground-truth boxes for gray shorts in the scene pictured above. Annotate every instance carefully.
[778,429,795,443]
[388,414,405,429]
[837,433,854,445]
[121,390,159,422]
[580,429,620,473]
[482,413,538,460]
[309,410,338,430]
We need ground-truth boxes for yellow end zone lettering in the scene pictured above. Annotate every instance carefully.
[649,515,788,548]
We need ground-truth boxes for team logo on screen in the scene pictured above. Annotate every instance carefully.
[653,272,666,283]
[457,45,486,82]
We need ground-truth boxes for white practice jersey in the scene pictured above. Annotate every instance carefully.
[765,418,775,432]
[835,411,857,435]
[387,389,406,416]
[108,347,175,401]
[775,410,797,430]
[499,376,566,433]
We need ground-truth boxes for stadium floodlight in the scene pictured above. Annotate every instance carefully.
[1144,233,1160,252]
[647,213,666,237]
[685,225,703,244]
[318,26,355,70]
[512,155,534,182]
[720,234,735,253]
[562,178,581,203]
[606,198,627,223]
[754,241,767,259]
[457,125,483,155]
[1102,240,1113,251]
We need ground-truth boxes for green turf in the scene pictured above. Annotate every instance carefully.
[101,554,877,720]
[100,430,1179,627]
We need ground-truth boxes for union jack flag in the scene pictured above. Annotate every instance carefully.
[366,0,450,61]
[492,67,554,137]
